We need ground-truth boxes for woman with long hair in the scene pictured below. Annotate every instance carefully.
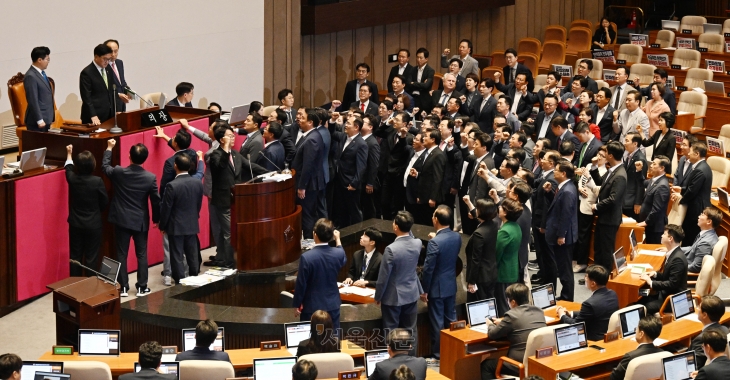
[295,310,339,357]
[592,17,616,50]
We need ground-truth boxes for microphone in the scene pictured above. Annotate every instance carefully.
[70,259,109,282]
[247,153,254,181]
[110,84,122,134]
[125,86,153,107]
[259,152,282,172]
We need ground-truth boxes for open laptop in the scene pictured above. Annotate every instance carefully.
[182,327,224,352]
[134,362,180,380]
[554,322,588,355]
[662,20,680,31]
[703,23,722,34]
[20,362,64,379]
[662,351,696,380]
[613,246,628,275]
[78,329,120,356]
[719,188,730,208]
[229,104,251,124]
[7,147,46,171]
[704,80,726,96]
[253,357,297,380]
[33,372,70,380]
[158,92,167,108]
[97,256,121,286]
[670,290,695,320]
[466,298,498,333]
[284,321,311,355]
[619,307,646,338]
[364,349,389,377]
[531,283,556,310]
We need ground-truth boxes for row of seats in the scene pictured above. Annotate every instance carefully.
[676,16,730,35]
[655,30,727,51]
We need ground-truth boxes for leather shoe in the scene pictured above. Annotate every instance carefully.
[203,260,224,267]
[221,262,236,269]
[578,279,586,285]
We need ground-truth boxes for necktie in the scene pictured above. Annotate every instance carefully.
[361,103,365,112]
[440,93,449,105]
[421,150,429,163]
[439,141,446,151]
[110,61,121,83]
[101,68,108,87]
[511,67,516,82]
[41,70,49,85]
[613,86,621,109]
[579,143,588,167]
[557,136,562,147]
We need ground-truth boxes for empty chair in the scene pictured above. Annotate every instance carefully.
[299,353,354,379]
[667,194,687,226]
[566,27,593,54]
[432,72,443,91]
[719,125,730,150]
[180,360,235,380]
[629,64,657,87]
[676,91,708,133]
[537,41,566,73]
[624,351,674,379]
[575,58,603,80]
[534,74,547,90]
[699,33,725,52]
[672,48,701,68]
[518,53,539,78]
[707,156,730,189]
[607,304,646,335]
[472,55,493,73]
[481,67,502,85]
[710,237,728,295]
[63,361,112,380]
[140,92,168,108]
[570,19,593,30]
[683,68,713,89]
[690,255,715,297]
[617,44,643,63]
[491,50,507,70]
[724,19,730,35]
[680,16,707,34]
[494,324,568,378]
[517,38,541,58]
[655,30,676,48]
[544,25,567,43]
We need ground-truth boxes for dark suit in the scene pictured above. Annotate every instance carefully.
[560,287,619,341]
[119,368,176,380]
[438,74,467,94]
[516,204,532,281]
[533,110,565,140]
[584,76,599,94]
[23,66,55,131]
[374,123,414,219]
[65,162,108,276]
[316,124,332,220]
[639,246,688,314]
[340,79,379,111]
[368,353,426,380]
[160,148,202,199]
[102,150,160,291]
[468,95,498,134]
[590,165,627,271]
[623,150,648,219]
[440,143,463,225]
[695,356,730,380]
[679,160,712,246]
[79,62,114,124]
[407,64,436,111]
[591,104,617,143]
[238,130,264,163]
[431,89,463,111]
[405,150,426,216]
[346,249,382,287]
[465,220,500,302]
[350,100,379,116]
[175,346,231,362]
[387,64,415,93]
[532,170,557,281]
[108,59,128,112]
[576,137,602,168]
[673,156,691,187]
[502,63,535,92]
[330,129,368,228]
[459,149,493,235]
[256,140,285,172]
[549,130,582,166]
[291,129,326,238]
[361,134,380,220]
[640,130,676,164]
[638,175,670,243]
[482,304,547,378]
[494,82,534,121]
[544,180,579,301]
[414,147,447,225]
[167,98,192,107]
[609,343,665,380]
[691,323,729,369]
[160,174,204,283]
[292,244,347,328]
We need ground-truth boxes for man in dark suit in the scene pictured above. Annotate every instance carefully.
[459,133,493,235]
[531,151,558,284]
[374,111,414,219]
[167,82,194,107]
[65,145,108,277]
[387,49,414,94]
[464,199,499,302]
[557,265,619,340]
[609,316,665,380]
[267,108,296,164]
[360,115,380,221]
[175,320,231,362]
[675,142,713,246]
[494,72,533,122]
[502,48,534,92]
[343,228,383,288]
[407,48,436,111]
[622,132,648,219]
[548,117,581,165]
[576,59,599,94]
[431,73,463,112]
[257,122,286,171]
[119,341,176,380]
[291,109,326,238]
[389,75,415,113]
[638,224,688,315]
[410,130,446,225]
[329,115,368,228]
[336,63,379,111]
[80,44,114,125]
[673,134,698,188]
[24,46,55,132]
[404,133,426,218]
[237,113,264,162]
[574,122,602,168]
[437,119,463,223]
[532,94,564,140]
[104,39,131,112]
[532,71,562,112]
[691,296,729,369]
[592,87,616,143]
[315,108,333,220]
[102,139,160,297]
[590,141,627,272]
[293,219,347,329]
[636,156,671,243]
[348,83,379,116]
[481,283,547,378]
[159,155,203,284]
[421,206,462,359]
[368,329,427,380]
[694,330,730,379]
[468,79,498,134]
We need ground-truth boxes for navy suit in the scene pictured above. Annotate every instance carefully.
[80,62,114,124]
[292,244,347,329]
[638,174,670,243]
[340,79,379,111]
[291,129,326,238]
[256,140,285,172]
[549,130,582,166]
[695,356,730,380]
[421,228,461,357]
[544,180,579,301]
[108,59,128,112]
[160,148,203,199]
[468,95,498,134]
[175,346,231,362]
[360,134,380,220]
[559,287,619,341]
[160,174,204,283]
[330,129,368,228]
[23,66,55,131]
[316,125,332,220]
[679,160,712,246]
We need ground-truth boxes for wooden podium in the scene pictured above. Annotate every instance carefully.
[46,277,120,348]
[231,175,302,270]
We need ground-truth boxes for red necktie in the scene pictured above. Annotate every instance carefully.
[110,61,121,83]
[361,103,365,112]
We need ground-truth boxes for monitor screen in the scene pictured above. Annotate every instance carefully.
[662,352,696,380]
[613,247,627,274]
[21,362,63,380]
[135,362,180,380]
[531,284,556,309]
[466,298,498,327]
[670,290,695,320]
[554,322,588,355]
[629,230,638,252]
[284,321,311,348]
[182,327,224,352]
[98,256,121,285]
[620,307,646,338]
[253,357,297,380]
[78,329,120,356]
[33,372,70,380]
[364,349,389,377]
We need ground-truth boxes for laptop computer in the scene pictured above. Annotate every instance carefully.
[704,80,726,96]
[364,349,389,377]
[134,362,180,380]
[182,327,224,352]
[531,283,556,310]
[253,357,297,380]
[97,256,121,286]
[703,23,722,34]
[7,147,46,171]
[629,229,638,259]
[33,372,70,380]
[284,321,311,355]
[662,20,680,31]
[619,307,646,338]
[613,246,628,275]
[158,93,167,108]
[670,290,695,320]
[554,322,588,355]
[719,188,730,208]
[20,362,64,380]
[78,329,120,356]
[229,104,251,124]
[466,298,498,333]
[662,351,696,380]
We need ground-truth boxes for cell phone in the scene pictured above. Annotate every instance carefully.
[589,344,605,352]
[638,289,650,297]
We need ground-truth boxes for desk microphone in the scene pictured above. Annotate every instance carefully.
[70,259,106,279]
[258,153,282,172]
[109,84,122,134]
[124,86,153,107]
[247,154,254,181]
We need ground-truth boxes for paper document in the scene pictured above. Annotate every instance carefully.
[680,313,701,323]
[339,286,375,297]
[180,274,223,286]
[545,316,555,323]
[470,325,489,333]
[654,338,668,346]
[637,249,665,257]
[622,217,636,223]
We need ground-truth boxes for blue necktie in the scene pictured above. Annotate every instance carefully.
[41,70,49,84]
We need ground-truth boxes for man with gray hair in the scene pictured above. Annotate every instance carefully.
[430,72,463,112]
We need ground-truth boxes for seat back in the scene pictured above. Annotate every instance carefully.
[707,156,730,189]
[630,64,658,86]
[607,304,647,335]
[680,16,708,34]
[180,360,235,380]
[617,44,643,63]
[710,237,727,294]
[7,72,29,128]
[695,255,716,297]
[667,194,687,225]
[261,105,279,118]
[698,33,725,52]
[518,53,539,78]
[566,27,593,53]
[518,38,542,58]
[656,30,676,48]
[299,353,354,379]
[570,19,593,30]
[481,67,502,85]
[539,41,566,68]
[575,58,603,80]
[724,19,730,36]
[473,55,493,73]
[672,48,701,69]
[683,68,713,89]
[719,124,730,148]
[63,361,112,380]
[432,72,444,91]
[677,91,707,131]
[523,324,567,374]
[534,74,547,90]
[491,51,507,69]
[596,79,609,90]
[544,25,567,43]
[140,92,168,108]
[624,351,674,379]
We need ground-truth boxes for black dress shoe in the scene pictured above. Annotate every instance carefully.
[578,279,586,285]
[221,262,236,269]
[203,260,224,267]
[209,255,217,261]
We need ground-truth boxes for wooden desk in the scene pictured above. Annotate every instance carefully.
[439,301,581,380]
[588,220,645,267]
[321,368,448,380]
[606,245,665,308]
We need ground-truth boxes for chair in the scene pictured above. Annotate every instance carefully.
[689,255,715,297]
[63,361,112,380]
[709,237,727,294]
[570,19,593,30]
[596,79,609,90]
[566,27,593,55]
[140,92,168,108]
[575,58,603,80]
[683,68,713,89]
[481,67,503,85]
[517,38,542,58]
[261,105,279,117]
[724,19,730,36]
[617,44,643,63]
[280,291,294,308]
[708,156,730,189]
[518,53,539,78]
[180,360,235,380]
[495,324,567,378]
[432,72,444,91]
[680,16,707,34]
[667,194,687,226]
[544,25,567,43]
[624,351,674,379]
[491,51,507,70]
[672,48,701,69]
[534,74,547,90]
[299,353,354,379]
[629,64,658,87]
[719,124,730,149]
[472,55,493,73]
[537,41,566,73]
[698,33,725,52]
[607,304,646,335]
[655,30,676,48]
[676,91,708,133]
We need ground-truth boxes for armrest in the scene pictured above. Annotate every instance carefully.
[496,356,524,379]
[694,115,706,120]
[658,295,672,320]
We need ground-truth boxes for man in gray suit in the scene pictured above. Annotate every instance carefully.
[24,46,55,132]
[683,206,721,273]
[610,66,631,113]
[480,283,547,379]
[613,91,649,143]
[375,211,424,347]
[441,39,479,76]
[238,113,264,163]
[368,329,426,380]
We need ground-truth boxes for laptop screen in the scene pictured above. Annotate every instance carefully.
[620,307,645,338]
[135,362,180,380]
[21,362,63,380]
[719,188,729,208]
[98,256,121,285]
[531,284,556,309]
[613,247,627,274]
[284,321,311,348]
[662,352,696,380]
[466,298,498,327]
[253,357,297,380]
[364,349,389,377]
[78,329,120,356]
[670,290,695,320]
[33,372,70,380]
[629,230,638,254]
[182,327,224,352]
[554,322,588,355]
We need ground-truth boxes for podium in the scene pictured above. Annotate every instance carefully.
[231,175,302,270]
[46,277,120,348]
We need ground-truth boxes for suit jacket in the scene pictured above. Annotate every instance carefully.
[502,63,535,92]
[559,287,619,341]
[623,150,648,208]
[375,235,424,306]
[362,134,380,189]
[610,84,630,112]
[160,174,203,236]
[533,110,565,140]
[637,84,677,115]
[548,130,581,166]
[175,346,231,362]
[346,249,382,287]
[405,150,425,205]
[373,123,414,176]
[416,148,447,204]
[545,180,579,244]
[532,170,558,229]
[23,66,55,130]
[673,156,691,187]
[387,64,415,93]
[442,54,480,76]
[349,100,379,116]
[652,246,688,301]
[584,76,599,94]
[65,163,108,229]
[291,129,326,192]
[683,230,719,273]
[238,127,295,165]
[696,356,730,380]
[468,95,498,134]
[591,165,627,226]
[615,107,650,143]
[577,137,602,168]
[465,220,499,285]
[421,229,461,298]
[430,89,463,111]
[292,245,347,313]
[340,79,379,110]
[330,131,368,189]
[316,125,333,184]
[487,304,547,364]
[494,82,534,121]
[160,148,203,199]
[407,64,436,110]
[639,175,670,233]
[208,147,267,208]
[459,148,492,200]
[641,130,676,162]
[239,130,264,163]
[256,140,286,172]
[591,103,617,143]
[79,62,114,124]
[609,343,665,380]
[691,323,729,369]
[441,143,464,195]
[102,150,160,231]
[119,368,176,380]
[438,74,467,94]
[368,353,427,380]
[516,205,532,271]
[167,98,192,107]
[108,59,128,112]
[679,160,713,233]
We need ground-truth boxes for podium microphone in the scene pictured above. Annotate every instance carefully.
[259,153,282,172]
[109,84,123,134]
[124,86,153,107]
[70,259,105,279]
[247,154,254,180]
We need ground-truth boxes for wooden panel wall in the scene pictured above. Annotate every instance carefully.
[265,0,604,107]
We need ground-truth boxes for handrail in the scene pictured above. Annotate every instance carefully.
[604,6,646,37]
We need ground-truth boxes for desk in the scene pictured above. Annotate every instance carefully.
[588,220,645,267]
[606,244,665,308]
[439,301,581,380]
[321,368,448,380]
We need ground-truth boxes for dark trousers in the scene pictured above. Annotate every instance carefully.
[427,295,456,357]
[207,198,222,260]
[494,282,513,317]
[682,216,700,247]
[333,179,362,229]
[414,203,436,226]
[301,307,341,332]
[637,294,670,315]
[645,230,663,244]
[212,205,234,265]
[575,212,594,265]
[481,358,518,380]
[169,234,200,283]
[460,198,478,235]
[114,225,149,290]
[405,200,419,220]
[381,301,418,355]
[532,227,548,277]
[622,207,638,220]
[466,282,495,303]
[361,186,377,221]
[298,189,320,239]
[69,226,102,277]
[548,243,575,301]
[594,224,619,272]
[381,173,406,220]
[321,181,332,220]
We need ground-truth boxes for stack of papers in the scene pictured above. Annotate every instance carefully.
[654,338,669,346]
[637,249,665,257]
[339,286,375,297]
[622,217,637,223]
[205,268,237,277]
[179,274,225,286]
